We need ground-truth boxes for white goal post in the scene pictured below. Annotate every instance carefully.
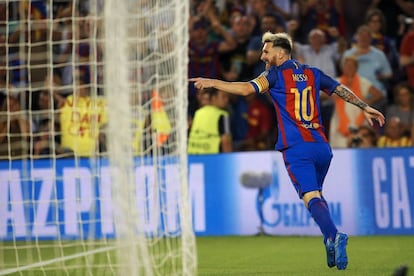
[0,0,196,275]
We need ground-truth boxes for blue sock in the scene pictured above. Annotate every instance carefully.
[320,196,330,243]
[308,197,337,242]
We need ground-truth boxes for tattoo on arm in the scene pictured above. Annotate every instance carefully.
[333,85,368,110]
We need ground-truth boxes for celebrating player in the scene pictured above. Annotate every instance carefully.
[190,31,385,270]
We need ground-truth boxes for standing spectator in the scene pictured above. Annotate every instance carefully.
[296,28,341,78]
[218,13,254,148]
[247,12,286,78]
[246,0,285,36]
[399,21,414,89]
[270,0,301,21]
[296,0,344,44]
[188,6,236,116]
[59,68,107,157]
[377,116,412,147]
[364,8,401,89]
[188,88,232,154]
[386,82,414,136]
[221,15,254,82]
[7,1,48,89]
[330,56,384,147]
[370,0,414,47]
[343,25,392,113]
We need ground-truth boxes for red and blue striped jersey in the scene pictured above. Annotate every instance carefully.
[249,59,340,151]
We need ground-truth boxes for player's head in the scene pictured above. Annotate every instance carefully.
[261,32,293,66]
[203,87,229,109]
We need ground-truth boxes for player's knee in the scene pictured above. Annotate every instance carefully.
[302,191,321,209]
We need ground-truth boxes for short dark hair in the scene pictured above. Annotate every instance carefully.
[272,37,292,53]
[203,87,218,98]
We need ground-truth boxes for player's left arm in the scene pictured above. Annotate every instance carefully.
[333,85,385,127]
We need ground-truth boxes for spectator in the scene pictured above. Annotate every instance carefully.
[386,82,414,136]
[246,0,285,37]
[8,1,48,89]
[296,0,344,44]
[370,0,414,47]
[188,88,232,154]
[221,15,254,82]
[342,25,392,113]
[296,28,342,77]
[0,89,30,159]
[188,7,236,116]
[377,116,412,147]
[269,0,301,21]
[399,21,414,89]
[247,12,286,78]
[330,56,384,148]
[59,68,107,157]
[347,125,378,148]
[364,8,401,89]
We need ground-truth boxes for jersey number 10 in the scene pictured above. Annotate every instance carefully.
[290,86,315,122]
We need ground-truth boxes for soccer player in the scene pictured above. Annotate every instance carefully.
[190,31,385,270]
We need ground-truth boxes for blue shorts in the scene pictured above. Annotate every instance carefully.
[282,142,333,198]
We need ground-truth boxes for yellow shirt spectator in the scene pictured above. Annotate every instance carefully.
[377,116,412,147]
[60,95,107,156]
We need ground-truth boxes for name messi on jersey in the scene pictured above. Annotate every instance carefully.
[292,74,308,82]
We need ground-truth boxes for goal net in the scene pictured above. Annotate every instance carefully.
[0,0,196,275]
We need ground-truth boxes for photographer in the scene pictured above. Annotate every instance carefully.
[347,125,378,148]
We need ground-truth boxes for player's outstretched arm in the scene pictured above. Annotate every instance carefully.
[189,77,255,96]
[333,85,385,127]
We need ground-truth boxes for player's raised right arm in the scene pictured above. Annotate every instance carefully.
[189,78,256,96]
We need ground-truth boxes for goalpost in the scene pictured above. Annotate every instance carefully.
[0,0,196,275]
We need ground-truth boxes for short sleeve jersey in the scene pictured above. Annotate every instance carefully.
[249,59,340,150]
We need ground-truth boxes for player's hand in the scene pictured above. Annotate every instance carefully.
[363,106,385,127]
[189,77,214,90]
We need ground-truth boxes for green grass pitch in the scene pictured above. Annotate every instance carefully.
[1,235,413,275]
[197,235,414,276]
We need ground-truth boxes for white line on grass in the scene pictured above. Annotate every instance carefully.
[0,245,116,275]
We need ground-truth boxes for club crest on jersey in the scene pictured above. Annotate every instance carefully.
[292,74,308,82]
[301,122,320,129]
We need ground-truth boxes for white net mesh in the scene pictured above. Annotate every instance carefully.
[0,0,196,275]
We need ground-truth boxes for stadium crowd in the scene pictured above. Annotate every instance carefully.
[0,0,413,159]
